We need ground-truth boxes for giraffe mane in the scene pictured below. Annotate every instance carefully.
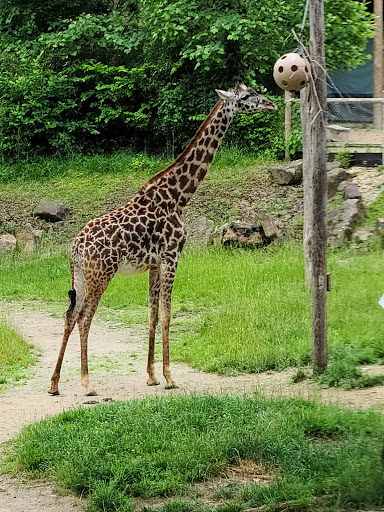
[139,99,224,191]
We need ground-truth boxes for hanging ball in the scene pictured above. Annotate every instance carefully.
[273,53,309,92]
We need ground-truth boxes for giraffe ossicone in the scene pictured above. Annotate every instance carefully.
[48,80,277,396]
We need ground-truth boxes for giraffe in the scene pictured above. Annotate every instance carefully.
[48,80,277,396]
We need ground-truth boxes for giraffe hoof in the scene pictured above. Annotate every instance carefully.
[147,378,160,386]
[48,388,60,396]
[165,382,178,390]
[85,389,98,396]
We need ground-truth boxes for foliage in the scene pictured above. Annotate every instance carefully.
[0,322,36,391]
[0,0,374,157]
[337,150,352,169]
[363,189,384,228]
[318,346,384,389]
[6,395,384,511]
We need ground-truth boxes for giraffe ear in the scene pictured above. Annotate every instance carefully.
[215,89,236,101]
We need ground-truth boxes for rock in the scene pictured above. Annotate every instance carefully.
[327,168,348,199]
[185,216,214,246]
[327,161,342,172]
[0,234,17,252]
[268,160,302,185]
[376,218,384,237]
[209,224,228,246]
[327,199,366,248]
[345,167,360,179]
[33,200,71,222]
[351,227,374,245]
[253,210,281,240]
[15,224,43,252]
[222,221,264,247]
[50,221,66,233]
[338,181,361,200]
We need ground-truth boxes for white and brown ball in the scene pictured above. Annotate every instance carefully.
[273,53,309,92]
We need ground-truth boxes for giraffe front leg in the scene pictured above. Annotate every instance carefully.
[160,260,178,389]
[147,267,160,386]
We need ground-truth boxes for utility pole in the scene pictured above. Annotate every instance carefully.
[302,0,328,373]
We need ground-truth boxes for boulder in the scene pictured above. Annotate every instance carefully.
[33,200,71,222]
[185,216,214,246]
[0,234,17,252]
[253,210,281,241]
[351,227,374,245]
[268,160,302,185]
[327,168,348,199]
[327,161,342,172]
[327,199,366,248]
[209,223,228,246]
[222,221,264,247]
[15,224,43,252]
[338,181,361,200]
[376,218,384,237]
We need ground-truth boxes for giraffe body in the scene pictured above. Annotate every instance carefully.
[49,81,277,395]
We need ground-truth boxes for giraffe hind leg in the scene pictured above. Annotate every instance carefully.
[48,289,79,395]
[76,269,113,396]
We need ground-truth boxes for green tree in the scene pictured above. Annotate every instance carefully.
[0,0,374,158]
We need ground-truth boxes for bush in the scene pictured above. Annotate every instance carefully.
[0,1,374,158]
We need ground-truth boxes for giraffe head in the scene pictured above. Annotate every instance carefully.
[215,80,277,114]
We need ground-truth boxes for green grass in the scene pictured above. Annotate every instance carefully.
[0,322,37,391]
[0,148,275,235]
[4,395,384,512]
[1,244,384,375]
[364,189,384,226]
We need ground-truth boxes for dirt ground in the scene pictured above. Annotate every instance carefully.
[1,306,384,511]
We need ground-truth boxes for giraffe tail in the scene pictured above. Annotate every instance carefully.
[65,255,78,317]
[67,289,77,313]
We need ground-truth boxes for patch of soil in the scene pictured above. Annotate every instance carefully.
[0,474,83,512]
[1,306,384,511]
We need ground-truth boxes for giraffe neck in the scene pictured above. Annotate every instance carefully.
[138,99,235,212]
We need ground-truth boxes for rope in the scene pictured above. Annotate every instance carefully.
[300,0,310,36]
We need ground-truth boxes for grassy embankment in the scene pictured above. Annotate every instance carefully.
[0,322,36,391]
[4,394,384,512]
[1,150,384,382]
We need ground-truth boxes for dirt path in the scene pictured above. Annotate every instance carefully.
[1,308,384,511]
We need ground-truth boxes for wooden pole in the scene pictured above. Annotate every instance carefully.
[374,0,383,129]
[285,90,292,160]
[301,86,312,287]
[304,0,328,374]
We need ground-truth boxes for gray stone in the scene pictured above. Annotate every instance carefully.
[327,168,348,199]
[0,234,17,252]
[50,221,66,233]
[209,224,228,246]
[351,227,374,245]
[33,200,71,222]
[15,224,43,252]
[185,216,214,246]
[254,210,281,240]
[338,181,361,200]
[268,160,303,185]
[327,199,366,248]
[376,218,384,237]
[327,161,342,172]
[222,221,264,247]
